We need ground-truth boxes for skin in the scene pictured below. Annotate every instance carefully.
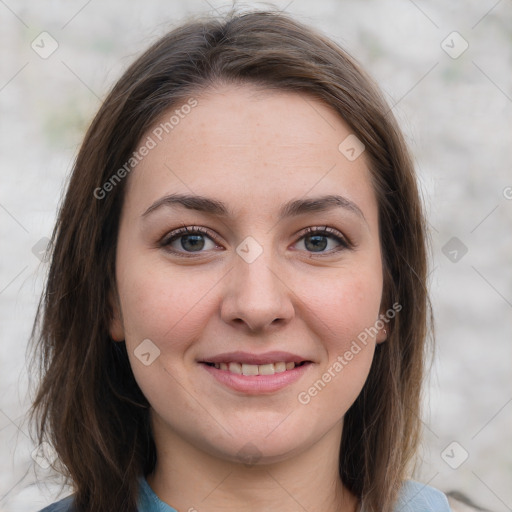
[110,84,387,512]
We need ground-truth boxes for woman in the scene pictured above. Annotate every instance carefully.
[31,9,451,512]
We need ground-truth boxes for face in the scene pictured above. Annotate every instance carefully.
[110,84,387,464]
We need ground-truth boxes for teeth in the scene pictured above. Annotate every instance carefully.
[242,364,259,376]
[229,362,242,374]
[274,362,286,373]
[258,363,275,375]
[211,361,300,375]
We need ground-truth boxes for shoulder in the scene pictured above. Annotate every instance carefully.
[36,477,167,512]
[394,480,452,511]
[38,495,75,512]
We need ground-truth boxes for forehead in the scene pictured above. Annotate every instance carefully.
[123,84,377,224]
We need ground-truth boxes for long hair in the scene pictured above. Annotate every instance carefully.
[29,9,431,512]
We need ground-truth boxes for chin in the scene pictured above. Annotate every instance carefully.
[204,427,315,467]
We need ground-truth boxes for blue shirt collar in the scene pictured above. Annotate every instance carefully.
[137,476,178,512]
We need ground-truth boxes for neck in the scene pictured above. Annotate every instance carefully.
[146,417,359,512]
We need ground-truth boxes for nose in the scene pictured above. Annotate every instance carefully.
[220,250,295,333]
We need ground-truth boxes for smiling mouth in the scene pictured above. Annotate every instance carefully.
[202,361,310,376]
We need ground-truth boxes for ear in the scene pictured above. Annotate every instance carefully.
[375,325,388,344]
[109,289,125,342]
[375,309,389,345]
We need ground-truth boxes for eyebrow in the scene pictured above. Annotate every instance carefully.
[142,193,367,223]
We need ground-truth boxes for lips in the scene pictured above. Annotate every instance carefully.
[198,351,313,390]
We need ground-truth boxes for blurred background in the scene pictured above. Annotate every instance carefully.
[0,0,511,510]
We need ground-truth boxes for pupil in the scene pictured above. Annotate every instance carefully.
[182,234,205,251]
[305,235,327,252]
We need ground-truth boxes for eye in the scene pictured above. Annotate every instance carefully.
[160,226,221,256]
[294,226,351,254]
[159,225,351,258]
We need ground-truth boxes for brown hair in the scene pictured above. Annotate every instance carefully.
[30,9,431,512]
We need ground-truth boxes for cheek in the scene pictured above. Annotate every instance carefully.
[117,264,213,409]
[308,267,383,348]
[295,268,382,407]
[119,262,218,349]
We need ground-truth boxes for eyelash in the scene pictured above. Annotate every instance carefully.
[159,225,352,258]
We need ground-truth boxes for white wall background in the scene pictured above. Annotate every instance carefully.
[1,1,511,510]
